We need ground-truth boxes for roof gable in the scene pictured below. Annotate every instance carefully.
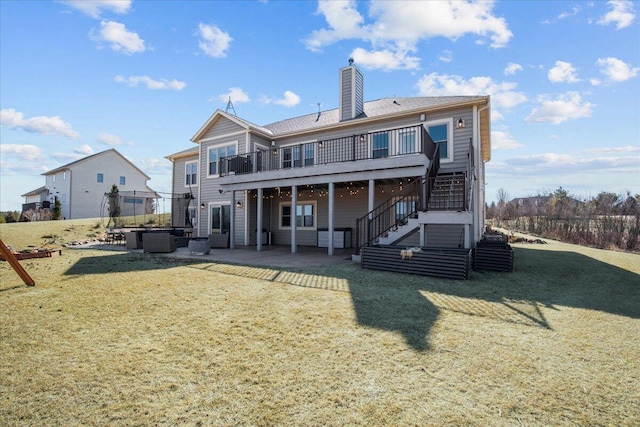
[191,109,272,142]
[42,148,151,180]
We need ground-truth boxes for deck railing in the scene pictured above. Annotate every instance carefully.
[219,124,430,176]
[21,201,50,212]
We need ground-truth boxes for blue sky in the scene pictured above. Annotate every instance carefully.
[1,0,639,212]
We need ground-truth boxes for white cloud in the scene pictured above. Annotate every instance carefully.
[525,92,594,125]
[548,61,580,83]
[136,158,172,175]
[598,0,635,29]
[197,23,232,58]
[0,108,80,139]
[491,129,523,150]
[350,47,420,71]
[305,0,512,71]
[75,144,94,156]
[504,62,522,75]
[260,91,302,108]
[596,57,640,82]
[91,20,145,54]
[585,145,640,154]
[438,50,453,63]
[504,152,639,173]
[97,133,122,146]
[558,6,581,19]
[590,78,602,86]
[114,75,186,90]
[217,87,250,104]
[270,91,301,108]
[60,0,132,18]
[416,73,527,109]
[0,144,45,161]
[304,0,367,52]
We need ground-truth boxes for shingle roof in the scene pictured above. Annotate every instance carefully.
[21,186,48,197]
[165,146,199,160]
[263,96,487,135]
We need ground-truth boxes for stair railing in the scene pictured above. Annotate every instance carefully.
[355,178,423,252]
[355,129,440,252]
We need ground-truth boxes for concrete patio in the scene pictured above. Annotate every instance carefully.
[167,245,356,268]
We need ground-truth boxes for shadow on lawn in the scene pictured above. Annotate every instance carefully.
[63,252,196,275]
[326,246,640,352]
[62,246,640,353]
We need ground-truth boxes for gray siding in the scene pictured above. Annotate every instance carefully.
[424,109,473,173]
[340,68,352,121]
[170,154,198,227]
[425,224,465,248]
[201,116,245,140]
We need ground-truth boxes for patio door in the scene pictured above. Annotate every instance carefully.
[211,204,230,234]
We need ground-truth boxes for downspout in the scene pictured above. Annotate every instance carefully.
[67,169,72,220]
[475,102,490,242]
[198,145,202,238]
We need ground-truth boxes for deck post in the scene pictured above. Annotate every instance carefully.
[230,191,236,249]
[257,188,263,251]
[291,184,297,254]
[464,224,471,248]
[328,182,334,256]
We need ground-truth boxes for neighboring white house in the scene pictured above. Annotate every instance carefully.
[167,61,491,256]
[23,149,158,220]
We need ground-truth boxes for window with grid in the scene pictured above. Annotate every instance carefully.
[185,161,197,186]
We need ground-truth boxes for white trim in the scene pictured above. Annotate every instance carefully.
[198,130,246,144]
[279,200,317,231]
[424,118,454,164]
[184,160,198,188]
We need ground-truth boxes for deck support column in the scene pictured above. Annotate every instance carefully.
[291,185,297,254]
[464,224,470,248]
[368,179,375,217]
[256,188,263,251]
[230,191,236,249]
[419,224,426,247]
[328,182,334,256]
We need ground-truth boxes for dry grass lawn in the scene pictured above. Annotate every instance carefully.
[1,220,639,426]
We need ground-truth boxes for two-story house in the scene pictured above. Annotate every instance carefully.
[167,61,491,257]
[22,148,158,220]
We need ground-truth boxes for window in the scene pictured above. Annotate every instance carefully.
[398,129,416,154]
[63,171,66,181]
[185,161,197,186]
[210,204,230,234]
[372,132,389,158]
[282,143,314,168]
[426,119,453,162]
[124,197,143,204]
[208,144,236,176]
[304,144,314,166]
[97,173,104,183]
[283,146,301,168]
[120,176,126,185]
[52,175,56,183]
[280,201,316,229]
